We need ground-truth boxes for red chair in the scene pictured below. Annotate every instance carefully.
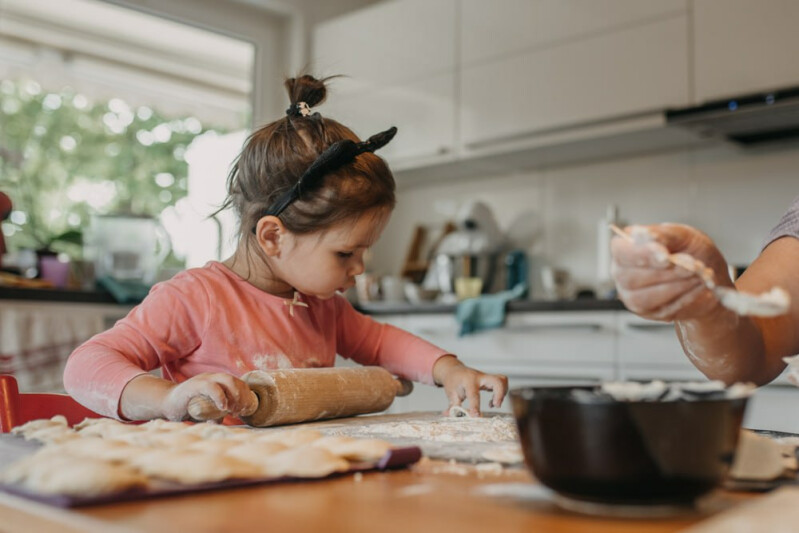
[0,374,103,432]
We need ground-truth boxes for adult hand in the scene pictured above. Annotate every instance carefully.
[161,373,255,421]
[432,355,508,417]
[611,223,731,322]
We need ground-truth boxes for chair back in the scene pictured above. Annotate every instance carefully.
[0,374,102,432]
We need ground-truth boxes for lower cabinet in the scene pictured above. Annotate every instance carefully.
[364,309,799,431]
[372,311,617,414]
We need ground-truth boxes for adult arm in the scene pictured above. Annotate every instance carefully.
[612,225,799,385]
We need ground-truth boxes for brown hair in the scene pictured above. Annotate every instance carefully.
[220,75,396,242]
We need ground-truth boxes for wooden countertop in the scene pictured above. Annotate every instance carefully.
[0,462,750,533]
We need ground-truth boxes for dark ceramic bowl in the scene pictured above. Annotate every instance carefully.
[510,386,748,505]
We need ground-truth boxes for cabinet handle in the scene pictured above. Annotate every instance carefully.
[626,323,676,332]
[415,328,458,337]
[504,323,604,333]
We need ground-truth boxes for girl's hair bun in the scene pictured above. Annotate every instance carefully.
[284,75,332,108]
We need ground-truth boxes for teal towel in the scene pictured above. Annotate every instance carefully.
[97,275,152,304]
[455,283,527,336]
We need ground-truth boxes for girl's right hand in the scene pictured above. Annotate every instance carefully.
[161,373,254,421]
[610,223,731,322]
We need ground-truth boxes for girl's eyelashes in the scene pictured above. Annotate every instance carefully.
[336,251,354,259]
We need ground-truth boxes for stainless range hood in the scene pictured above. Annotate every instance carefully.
[667,87,799,146]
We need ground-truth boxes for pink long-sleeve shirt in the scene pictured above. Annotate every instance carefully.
[63,261,450,418]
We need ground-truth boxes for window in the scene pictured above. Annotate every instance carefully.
[0,0,254,271]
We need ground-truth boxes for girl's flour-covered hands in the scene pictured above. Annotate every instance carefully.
[161,373,255,421]
[120,373,255,421]
[432,355,508,417]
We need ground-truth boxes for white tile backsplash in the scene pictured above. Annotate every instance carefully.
[372,144,799,291]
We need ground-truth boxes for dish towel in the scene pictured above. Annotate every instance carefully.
[455,283,527,336]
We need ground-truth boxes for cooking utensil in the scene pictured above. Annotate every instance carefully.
[510,386,748,505]
[187,367,413,427]
[609,224,790,317]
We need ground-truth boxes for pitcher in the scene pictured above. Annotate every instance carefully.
[84,214,171,285]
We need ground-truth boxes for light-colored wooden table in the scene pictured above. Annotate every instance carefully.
[0,462,749,533]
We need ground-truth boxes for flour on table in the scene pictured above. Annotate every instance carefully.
[340,415,517,443]
[481,445,524,464]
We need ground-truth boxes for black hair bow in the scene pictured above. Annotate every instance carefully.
[255,126,397,224]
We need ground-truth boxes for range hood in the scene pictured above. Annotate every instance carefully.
[667,87,799,146]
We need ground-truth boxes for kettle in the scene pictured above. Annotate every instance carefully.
[84,214,172,285]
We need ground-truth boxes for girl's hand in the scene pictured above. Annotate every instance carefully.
[611,223,731,322]
[432,355,508,417]
[161,373,254,421]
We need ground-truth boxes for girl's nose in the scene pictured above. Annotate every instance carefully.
[349,258,365,277]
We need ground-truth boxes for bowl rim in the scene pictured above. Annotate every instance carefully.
[508,384,751,405]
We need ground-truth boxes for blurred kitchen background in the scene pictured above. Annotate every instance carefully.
[2,0,799,429]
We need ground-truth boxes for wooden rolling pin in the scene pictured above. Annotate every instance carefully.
[187,367,414,427]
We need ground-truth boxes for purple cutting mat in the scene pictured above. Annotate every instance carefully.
[0,433,421,508]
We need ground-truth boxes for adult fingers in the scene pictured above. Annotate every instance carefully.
[618,277,704,316]
[611,237,671,269]
[649,283,717,322]
[613,262,697,291]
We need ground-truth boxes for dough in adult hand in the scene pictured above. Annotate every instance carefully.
[128,450,258,484]
[2,451,147,497]
[311,436,391,462]
[261,446,349,478]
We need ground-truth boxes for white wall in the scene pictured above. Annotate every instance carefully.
[372,143,799,291]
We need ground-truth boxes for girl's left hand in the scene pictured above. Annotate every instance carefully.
[432,355,508,417]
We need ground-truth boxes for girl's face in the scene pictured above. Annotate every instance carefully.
[273,208,391,300]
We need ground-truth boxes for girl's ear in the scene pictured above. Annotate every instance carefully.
[254,216,285,257]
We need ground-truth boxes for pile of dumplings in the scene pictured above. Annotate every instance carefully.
[1,416,393,497]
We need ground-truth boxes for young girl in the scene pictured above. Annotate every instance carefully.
[63,75,508,422]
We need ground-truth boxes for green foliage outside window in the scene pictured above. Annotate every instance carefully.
[0,78,227,259]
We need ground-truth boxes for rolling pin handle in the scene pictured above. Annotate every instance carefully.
[395,378,414,397]
[241,389,259,417]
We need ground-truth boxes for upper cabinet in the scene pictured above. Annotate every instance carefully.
[309,1,705,177]
[460,15,690,148]
[693,0,799,103]
[313,0,457,165]
[460,0,687,66]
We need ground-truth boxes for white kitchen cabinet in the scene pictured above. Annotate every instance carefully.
[460,16,690,148]
[744,385,799,434]
[460,0,687,66]
[312,0,457,168]
[693,0,799,103]
[373,311,617,413]
[312,0,456,87]
[318,73,456,166]
[616,313,707,381]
